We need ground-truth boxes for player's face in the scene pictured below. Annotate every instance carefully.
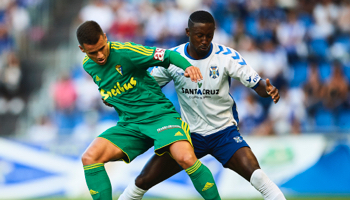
[186,22,215,59]
[79,33,110,65]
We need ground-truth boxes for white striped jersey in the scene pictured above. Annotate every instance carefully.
[151,42,261,136]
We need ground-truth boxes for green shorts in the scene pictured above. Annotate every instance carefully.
[99,116,192,163]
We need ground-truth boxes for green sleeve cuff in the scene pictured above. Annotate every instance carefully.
[169,50,192,70]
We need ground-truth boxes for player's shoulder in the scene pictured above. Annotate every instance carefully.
[110,41,155,55]
[212,43,237,57]
[82,55,93,68]
[212,42,246,64]
[169,43,187,54]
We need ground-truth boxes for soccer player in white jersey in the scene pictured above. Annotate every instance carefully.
[116,10,286,200]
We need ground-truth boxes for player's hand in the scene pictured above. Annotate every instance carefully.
[184,66,203,83]
[266,78,280,103]
[102,98,113,107]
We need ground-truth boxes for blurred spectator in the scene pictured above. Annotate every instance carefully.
[79,0,114,32]
[237,92,264,135]
[0,24,13,54]
[109,1,139,42]
[164,2,189,47]
[27,115,58,144]
[276,9,307,63]
[260,39,288,89]
[310,0,339,39]
[6,1,30,49]
[258,0,286,31]
[277,0,297,9]
[1,52,21,95]
[72,110,99,144]
[303,62,324,118]
[238,36,264,73]
[267,86,306,135]
[322,61,348,111]
[52,73,77,111]
[143,3,167,46]
[337,0,350,34]
[52,72,78,135]
[73,72,100,112]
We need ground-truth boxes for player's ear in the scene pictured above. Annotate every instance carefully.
[186,28,190,37]
[79,45,85,53]
[104,33,108,41]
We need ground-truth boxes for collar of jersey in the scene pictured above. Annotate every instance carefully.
[184,42,213,60]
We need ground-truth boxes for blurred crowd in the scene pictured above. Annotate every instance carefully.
[0,0,32,116]
[6,0,349,146]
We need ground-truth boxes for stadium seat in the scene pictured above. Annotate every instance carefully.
[315,109,335,131]
[318,62,331,82]
[310,39,328,58]
[290,62,308,87]
[337,110,350,131]
[342,65,350,82]
[335,36,350,51]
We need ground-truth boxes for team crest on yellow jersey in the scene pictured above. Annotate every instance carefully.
[116,65,123,75]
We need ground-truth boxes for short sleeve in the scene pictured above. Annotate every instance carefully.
[226,50,261,88]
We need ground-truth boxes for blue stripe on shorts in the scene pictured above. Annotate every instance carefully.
[191,125,249,166]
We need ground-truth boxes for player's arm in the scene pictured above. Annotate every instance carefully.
[253,78,280,103]
[168,51,203,82]
[126,43,202,82]
[227,50,279,103]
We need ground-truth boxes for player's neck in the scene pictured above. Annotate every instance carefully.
[187,43,209,60]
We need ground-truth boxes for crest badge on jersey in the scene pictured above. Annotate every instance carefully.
[209,66,219,79]
[116,65,123,76]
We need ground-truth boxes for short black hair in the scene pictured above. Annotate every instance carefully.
[76,21,104,47]
[188,10,215,28]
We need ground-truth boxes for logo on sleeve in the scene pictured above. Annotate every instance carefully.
[247,74,260,83]
[95,76,101,82]
[233,136,242,143]
[209,66,219,79]
[153,48,165,61]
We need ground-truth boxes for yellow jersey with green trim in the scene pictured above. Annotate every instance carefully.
[83,41,180,124]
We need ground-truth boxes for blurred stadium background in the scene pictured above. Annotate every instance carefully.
[0,0,350,199]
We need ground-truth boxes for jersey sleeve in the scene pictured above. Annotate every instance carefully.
[226,50,261,88]
[150,66,172,87]
[125,42,172,69]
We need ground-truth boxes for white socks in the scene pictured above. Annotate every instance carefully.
[250,169,286,200]
[118,181,147,200]
[118,169,284,200]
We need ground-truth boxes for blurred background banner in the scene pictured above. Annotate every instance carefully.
[0,0,350,199]
[1,134,349,199]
